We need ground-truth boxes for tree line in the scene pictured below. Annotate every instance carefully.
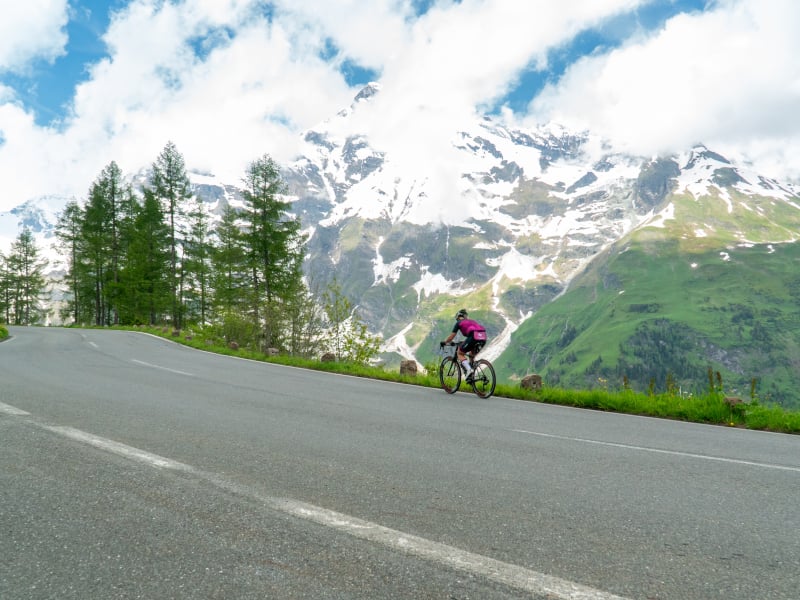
[0,142,380,362]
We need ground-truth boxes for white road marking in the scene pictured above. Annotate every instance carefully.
[268,498,631,600]
[131,359,194,376]
[512,429,800,473]
[43,426,196,472]
[0,401,30,416]
[12,415,630,599]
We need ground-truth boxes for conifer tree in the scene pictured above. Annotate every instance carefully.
[91,162,133,324]
[0,250,10,323]
[150,141,191,329]
[210,204,248,318]
[54,200,84,324]
[82,177,112,325]
[183,195,213,325]
[122,189,171,325]
[240,154,305,348]
[5,228,48,325]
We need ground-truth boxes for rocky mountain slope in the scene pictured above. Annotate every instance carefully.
[280,87,799,391]
[3,84,799,404]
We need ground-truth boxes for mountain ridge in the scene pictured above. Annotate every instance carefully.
[2,84,799,404]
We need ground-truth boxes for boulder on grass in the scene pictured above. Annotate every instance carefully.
[320,352,336,363]
[520,374,543,391]
[400,360,418,377]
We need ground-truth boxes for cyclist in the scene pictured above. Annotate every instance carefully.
[441,309,487,381]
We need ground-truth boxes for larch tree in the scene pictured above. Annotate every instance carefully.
[6,228,48,325]
[210,204,248,319]
[150,141,191,329]
[183,195,213,326]
[123,189,171,325]
[54,200,84,324]
[239,154,305,348]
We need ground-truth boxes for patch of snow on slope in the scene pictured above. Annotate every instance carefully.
[381,322,424,368]
[372,237,411,285]
[486,247,543,287]
[412,266,470,301]
[645,202,675,228]
[538,209,602,239]
[537,161,587,193]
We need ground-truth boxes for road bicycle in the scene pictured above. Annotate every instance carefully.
[437,341,496,399]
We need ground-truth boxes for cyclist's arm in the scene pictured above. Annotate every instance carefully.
[442,323,460,345]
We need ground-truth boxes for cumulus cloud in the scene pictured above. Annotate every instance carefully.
[528,0,800,181]
[0,0,798,219]
[308,0,651,218]
[0,0,69,73]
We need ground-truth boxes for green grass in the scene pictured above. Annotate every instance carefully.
[497,235,800,410]
[127,324,800,435]
[0,324,8,340]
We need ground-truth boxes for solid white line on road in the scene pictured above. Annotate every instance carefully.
[31,419,631,600]
[131,359,194,377]
[512,429,800,473]
[267,498,631,600]
[43,426,196,472]
[0,401,30,416]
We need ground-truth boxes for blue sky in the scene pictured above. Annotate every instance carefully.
[10,0,707,127]
[5,0,122,126]
[0,0,798,213]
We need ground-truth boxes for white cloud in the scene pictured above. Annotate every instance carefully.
[0,0,798,221]
[528,0,800,181]
[317,0,651,218]
[0,0,69,73]
[0,0,652,213]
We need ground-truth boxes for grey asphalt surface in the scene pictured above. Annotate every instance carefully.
[1,326,799,599]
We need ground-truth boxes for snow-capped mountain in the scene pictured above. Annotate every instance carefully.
[3,84,799,397]
[278,85,799,369]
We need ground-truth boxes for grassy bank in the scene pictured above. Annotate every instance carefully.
[129,325,800,435]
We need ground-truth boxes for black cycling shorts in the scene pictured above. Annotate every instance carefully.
[460,335,485,354]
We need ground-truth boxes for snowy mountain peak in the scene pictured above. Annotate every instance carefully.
[353,82,381,103]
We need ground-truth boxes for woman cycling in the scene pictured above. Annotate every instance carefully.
[441,309,487,381]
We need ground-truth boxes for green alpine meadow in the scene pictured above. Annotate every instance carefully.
[497,190,800,409]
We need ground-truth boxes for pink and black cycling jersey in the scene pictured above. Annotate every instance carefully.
[453,318,485,337]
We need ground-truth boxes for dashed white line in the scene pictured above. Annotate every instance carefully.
[512,429,800,473]
[131,359,194,376]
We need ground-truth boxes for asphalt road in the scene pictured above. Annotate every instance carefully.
[1,326,799,599]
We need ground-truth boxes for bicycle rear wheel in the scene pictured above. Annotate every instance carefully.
[470,359,496,398]
[438,356,461,394]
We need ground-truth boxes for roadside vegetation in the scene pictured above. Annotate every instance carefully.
[2,140,798,434]
[127,324,800,435]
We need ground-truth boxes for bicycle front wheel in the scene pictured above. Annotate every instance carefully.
[439,356,461,394]
[470,359,496,398]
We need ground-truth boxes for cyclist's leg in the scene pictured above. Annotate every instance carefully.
[456,339,469,363]
[460,338,476,378]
